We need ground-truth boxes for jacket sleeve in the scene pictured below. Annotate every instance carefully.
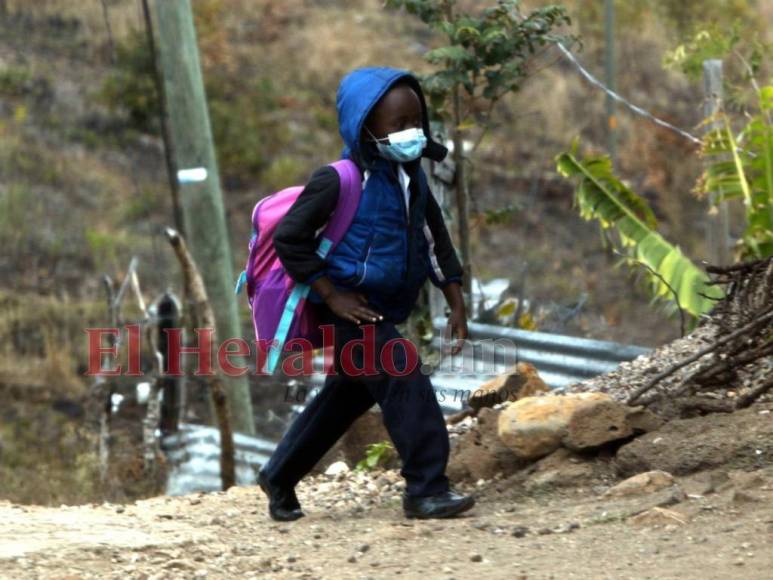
[272,166,340,285]
[423,186,464,288]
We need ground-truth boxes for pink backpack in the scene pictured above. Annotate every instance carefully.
[235,160,362,374]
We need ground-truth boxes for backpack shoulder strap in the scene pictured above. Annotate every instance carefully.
[316,159,362,258]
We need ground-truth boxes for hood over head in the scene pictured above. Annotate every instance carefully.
[336,66,448,165]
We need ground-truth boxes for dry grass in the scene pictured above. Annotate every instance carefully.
[0,289,109,393]
[5,0,143,44]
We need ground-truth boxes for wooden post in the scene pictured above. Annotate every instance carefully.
[605,0,617,165]
[96,275,117,487]
[156,292,183,435]
[452,89,473,308]
[99,0,116,64]
[152,0,254,435]
[165,228,236,490]
[703,59,730,267]
[140,0,185,236]
[422,121,455,322]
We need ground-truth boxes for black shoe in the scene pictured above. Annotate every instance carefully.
[403,489,475,519]
[258,469,304,522]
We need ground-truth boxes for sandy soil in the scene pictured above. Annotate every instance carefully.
[2,464,772,580]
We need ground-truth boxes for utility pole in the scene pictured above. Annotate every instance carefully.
[703,59,730,267]
[605,0,617,165]
[151,0,255,435]
[141,0,184,236]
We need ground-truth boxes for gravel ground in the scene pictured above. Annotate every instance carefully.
[2,460,773,580]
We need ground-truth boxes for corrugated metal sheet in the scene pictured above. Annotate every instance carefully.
[161,423,276,495]
[430,317,651,389]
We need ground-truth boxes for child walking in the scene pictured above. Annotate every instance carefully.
[258,66,474,521]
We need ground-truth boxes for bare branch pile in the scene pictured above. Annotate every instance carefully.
[628,256,772,413]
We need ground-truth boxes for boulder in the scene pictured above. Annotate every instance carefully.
[468,362,549,411]
[497,393,634,460]
[564,395,633,450]
[447,407,527,482]
[624,406,665,433]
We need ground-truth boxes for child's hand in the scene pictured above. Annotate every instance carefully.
[440,281,468,355]
[445,305,468,355]
[326,289,383,325]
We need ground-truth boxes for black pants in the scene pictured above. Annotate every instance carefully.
[261,304,451,497]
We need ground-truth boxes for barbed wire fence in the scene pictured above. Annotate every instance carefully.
[553,42,704,147]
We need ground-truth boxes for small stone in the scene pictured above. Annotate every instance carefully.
[731,490,762,504]
[347,555,357,563]
[555,522,580,534]
[537,527,553,535]
[511,526,529,538]
[358,543,370,553]
[115,506,125,514]
[629,507,690,527]
[605,471,676,497]
[325,461,350,476]
[470,554,483,563]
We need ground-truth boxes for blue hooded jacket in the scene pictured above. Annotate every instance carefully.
[321,67,452,323]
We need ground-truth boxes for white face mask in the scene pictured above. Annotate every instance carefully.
[365,126,427,162]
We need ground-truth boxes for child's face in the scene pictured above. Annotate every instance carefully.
[364,84,423,142]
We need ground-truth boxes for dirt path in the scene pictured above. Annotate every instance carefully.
[2,466,772,580]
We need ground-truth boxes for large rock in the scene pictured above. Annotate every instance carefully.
[615,405,773,477]
[622,406,664,434]
[497,393,634,460]
[447,407,527,482]
[468,362,550,411]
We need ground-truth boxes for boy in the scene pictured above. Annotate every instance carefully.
[258,66,473,521]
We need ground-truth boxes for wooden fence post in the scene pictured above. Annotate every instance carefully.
[157,292,184,436]
[152,0,255,435]
[703,59,731,267]
[423,122,456,323]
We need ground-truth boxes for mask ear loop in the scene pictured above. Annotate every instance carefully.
[364,125,389,143]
